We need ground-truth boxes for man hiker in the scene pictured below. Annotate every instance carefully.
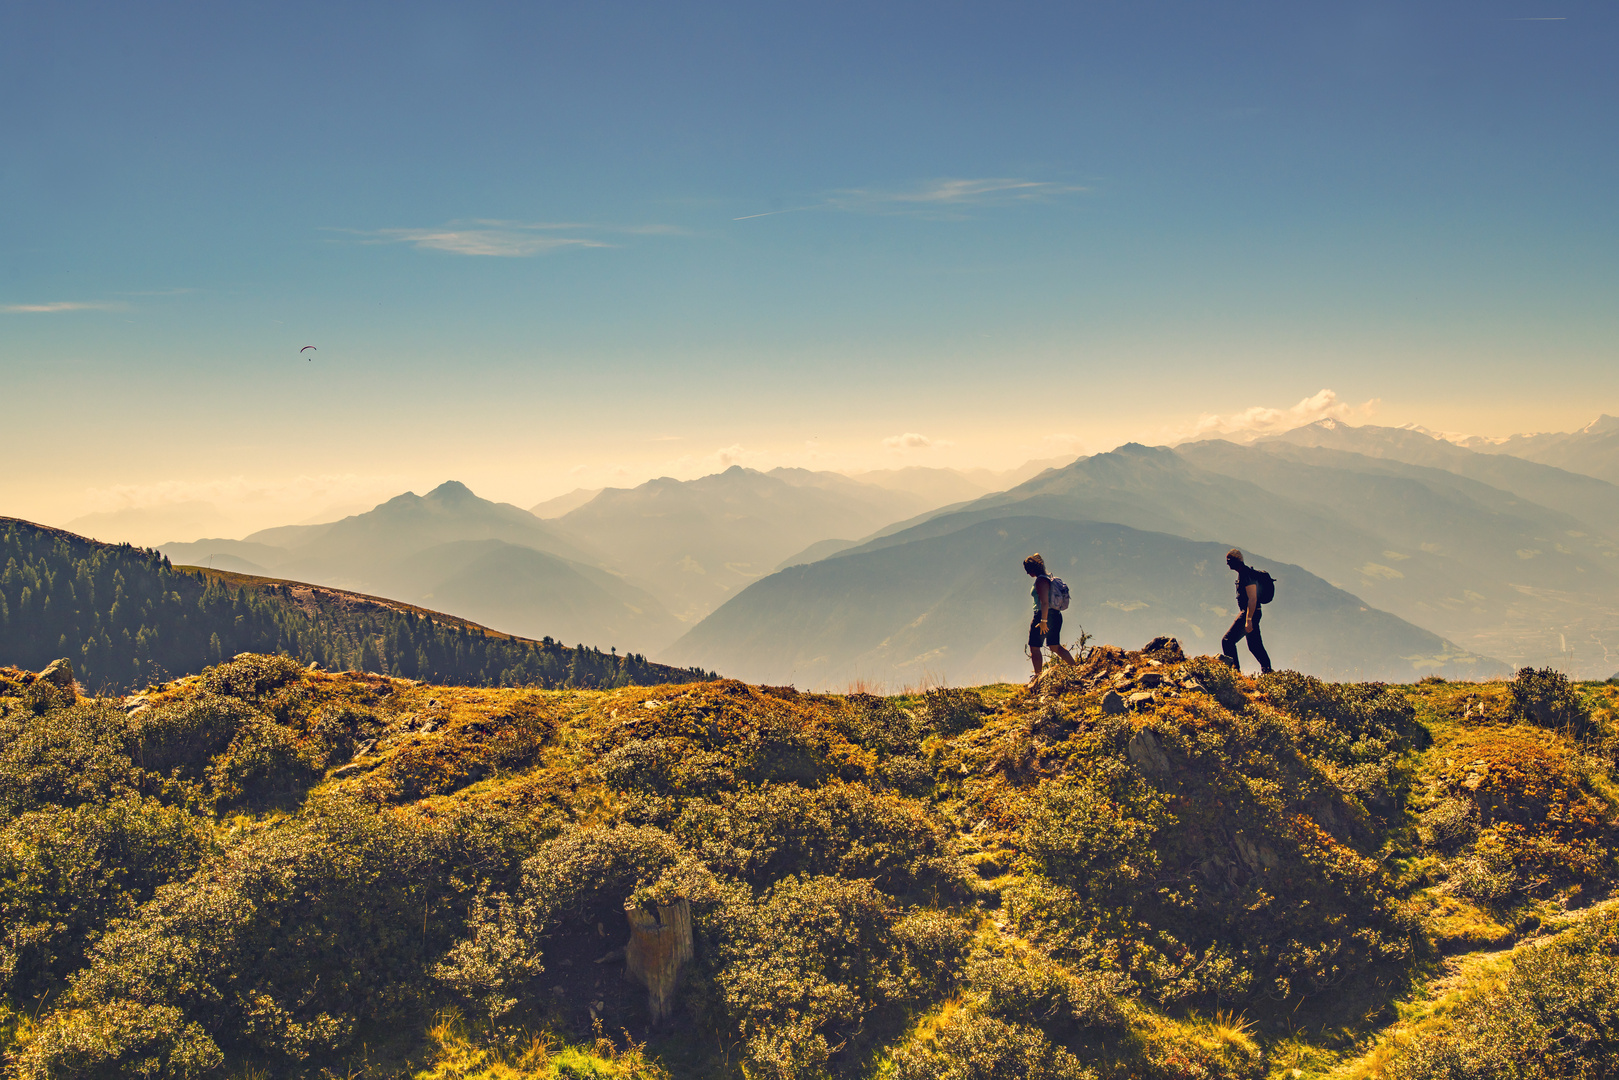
[1221,548,1273,674]
[1024,553,1075,680]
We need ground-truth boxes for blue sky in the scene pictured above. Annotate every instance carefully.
[3,1,1616,539]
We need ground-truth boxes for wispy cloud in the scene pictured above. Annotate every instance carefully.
[3,300,130,313]
[1173,389,1380,444]
[333,218,682,257]
[735,178,1087,221]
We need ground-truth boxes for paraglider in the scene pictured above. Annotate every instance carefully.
[300,345,316,360]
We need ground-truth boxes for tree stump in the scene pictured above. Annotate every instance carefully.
[623,897,692,1026]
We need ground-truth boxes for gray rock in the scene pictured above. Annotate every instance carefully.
[1127,729,1173,774]
[39,658,75,690]
[1140,672,1163,688]
[1101,690,1126,715]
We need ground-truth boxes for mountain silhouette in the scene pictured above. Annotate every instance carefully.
[161,482,677,653]
[664,516,1502,688]
[549,466,929,622]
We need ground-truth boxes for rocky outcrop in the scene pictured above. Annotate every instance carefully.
[624,897,693,1025]
[39,658,77,695]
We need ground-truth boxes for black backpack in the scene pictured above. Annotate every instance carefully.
[1253,569,1276,605]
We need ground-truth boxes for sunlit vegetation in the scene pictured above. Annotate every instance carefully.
[0,519,711,693]
[1,644,1617,1078]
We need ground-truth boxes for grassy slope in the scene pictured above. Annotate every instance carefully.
[1,651,1616,1080]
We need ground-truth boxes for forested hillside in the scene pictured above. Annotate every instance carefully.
[0,519,712,693]
[2,649,1616,1079]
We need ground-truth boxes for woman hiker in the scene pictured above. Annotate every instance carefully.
[1024,553,1075,681]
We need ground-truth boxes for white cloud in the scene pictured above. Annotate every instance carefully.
[3,300,129,313]
[883,432,954,451]
[1175,389,1380,443]
[735,178,1087,221]
[334,218,683,257]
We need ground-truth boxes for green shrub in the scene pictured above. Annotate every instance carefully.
[1509,666,1590,737]
[0,699,138,814]
[736,706,842,786]
[673,781,966,896]
[133,693,260,778]
[887,1012,1096,1080]
[207,717,319,808]
[198,653,305,700]
[963,945,1124,1030]
[32,795,453,1071]
[431,892,542,1023]
[1006,728,1416,1004]
[12,1000,223,1080]
[709,875,932,1079]
[919,687,989,736]
[1383,909,1619,1079]
[0,797,212,999]
[520,824,720,933]
[303,701,380,766]
[599,738,682,796]
[838,694,927,757]
[1017,765,1167,897]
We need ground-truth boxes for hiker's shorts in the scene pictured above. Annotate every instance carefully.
[1028,609,1063,649]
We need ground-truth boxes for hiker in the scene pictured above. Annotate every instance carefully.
[1221,548,1273,675]
[1024,553,1075,680]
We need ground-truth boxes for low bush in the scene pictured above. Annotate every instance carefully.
[1383,909,1619,1079]
[198,653,305,700]
[0,797,212,1000]
[133,692,260,779]
[887,1012,1096,1080]
[25,795,458,1073]
[1429,727,1618,897]
[0,699,139,814]
[1509,666,1590,737]
[672,781,966,896]
[706,875,945,1078]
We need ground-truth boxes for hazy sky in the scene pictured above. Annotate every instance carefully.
[5,1,1617,540]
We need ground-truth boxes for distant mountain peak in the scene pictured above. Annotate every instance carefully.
[1109,442,1174,459]
[1584,415,1619,435]
[426,480,478,502]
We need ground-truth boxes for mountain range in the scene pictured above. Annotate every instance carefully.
[162,482,682,653]
[661,515,1501,686]
[1459,414,1619,485]
[670,424,1619,685]
[131,418,1619,687]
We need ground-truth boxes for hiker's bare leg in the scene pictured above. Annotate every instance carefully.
[1049,642,1075,666]
[1030,647,1044,680]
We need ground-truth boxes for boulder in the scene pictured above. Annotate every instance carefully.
[1101,690,1126,715]
[39,658,76,690]
[1141,636,1186,662]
